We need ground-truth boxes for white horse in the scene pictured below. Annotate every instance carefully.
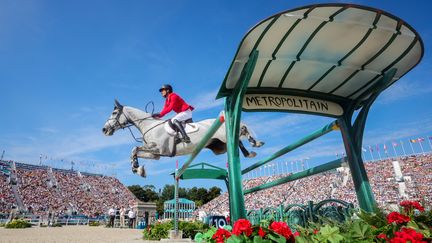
[102,100,264,177]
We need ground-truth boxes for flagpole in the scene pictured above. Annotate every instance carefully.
[369,146,375,161]
[383,144,389,159]
[400,140,407,156]
[409,139,415,155]
[418,139,425,155]
[428,136,432,153]
[392,142,397,158]
[377,145,382,161]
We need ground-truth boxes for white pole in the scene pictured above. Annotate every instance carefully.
[419,139,425,155]
[376,145,382,161]
[400,140,407,156]
[392,143,397,158]
[409,139,415,155]
[427,137,432,152]
[368,146,375,161]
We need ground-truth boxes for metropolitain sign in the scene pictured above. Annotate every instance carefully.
[243,94,344,116]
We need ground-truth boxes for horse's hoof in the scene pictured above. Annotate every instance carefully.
[247,151,257,158]
[137,166,146,178]
[131,167,137,173]
[253,141,265,148]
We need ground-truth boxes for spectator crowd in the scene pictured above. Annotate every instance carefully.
[0,161,136,217]
[197,154,432,216]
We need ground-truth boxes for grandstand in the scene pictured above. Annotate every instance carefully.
[0,160,137,218]
[197,153,432,216]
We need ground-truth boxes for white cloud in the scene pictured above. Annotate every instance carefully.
[363,116,432,145]
[379,78,432,104]
[4,126,134,164]
[190,89,224,112]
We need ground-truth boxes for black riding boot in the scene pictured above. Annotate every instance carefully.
[173,119,191,143]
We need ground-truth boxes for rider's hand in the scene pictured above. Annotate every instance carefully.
[152,113,161,119]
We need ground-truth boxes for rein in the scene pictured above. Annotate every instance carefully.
[108,106,166,144]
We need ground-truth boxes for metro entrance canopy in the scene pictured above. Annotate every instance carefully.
[217,3,423,115]
[215,3,423,221]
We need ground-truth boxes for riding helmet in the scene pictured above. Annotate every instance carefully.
[159,84,173,92]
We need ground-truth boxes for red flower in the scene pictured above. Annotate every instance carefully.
[377,233,387,240]
[269,221,293,240]
[400,200,425,212]
[258,227,266,238]
[313,229,319,234]
[387,212,410,224]
[232,219,253,236]
[388,227,426,243]
[212,228,232,243]
[293,231,300,237]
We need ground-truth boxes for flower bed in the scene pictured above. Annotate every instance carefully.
[196,200,431,242]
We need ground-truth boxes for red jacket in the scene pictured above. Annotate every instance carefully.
[159,92,193,117]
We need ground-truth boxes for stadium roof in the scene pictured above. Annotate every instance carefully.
[217,3,424,117]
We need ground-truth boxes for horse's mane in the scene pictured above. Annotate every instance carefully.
[124,106,151,120]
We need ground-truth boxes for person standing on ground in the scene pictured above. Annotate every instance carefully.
[128,208,136,228]
[108,206,116,227]
[119,207,126,228]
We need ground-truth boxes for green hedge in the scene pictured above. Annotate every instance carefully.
[89,221,101,227]
[143,220,209,240]
[5,219,32,229]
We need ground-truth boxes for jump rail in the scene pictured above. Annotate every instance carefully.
[242,120,339,175]
[176,114,225,180]
[244,157,346,194]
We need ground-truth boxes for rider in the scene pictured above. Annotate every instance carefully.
[152,84,194,143]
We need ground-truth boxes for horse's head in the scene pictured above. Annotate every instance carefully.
[102,99,128,136]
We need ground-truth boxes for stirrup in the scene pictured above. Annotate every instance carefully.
[183,136,191,143]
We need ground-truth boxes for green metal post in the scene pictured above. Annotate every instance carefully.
[242,120,339,174]
[174,169,179,233]
[225,50,259,222]
[176,115,224,180]
[244,158,345,194]
[338,117,376,212]
[338,69,397,212]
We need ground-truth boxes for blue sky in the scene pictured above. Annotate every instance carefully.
[1,0,432,191]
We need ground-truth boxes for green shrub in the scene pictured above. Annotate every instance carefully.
[5,219,32,229]
[0,222,6,227]
[51,223,62,227]
[179,220,209,239]
[89,221,101,227]
[143,220,210,240]
[143,221,173,240]
[295,201,432,242]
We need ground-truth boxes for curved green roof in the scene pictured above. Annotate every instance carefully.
[164,198,195,204]
[217,3,423,117]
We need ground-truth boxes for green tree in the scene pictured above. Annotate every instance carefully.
[128,185,159,202]
[205,186,222,203]
[128,185,146,201]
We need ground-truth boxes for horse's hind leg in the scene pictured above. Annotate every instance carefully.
[240,125,264,148]
[239,141,256,158]
[130,147,141,175]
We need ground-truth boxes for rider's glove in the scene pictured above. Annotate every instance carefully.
[152,113,161,119]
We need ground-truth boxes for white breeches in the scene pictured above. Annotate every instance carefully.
[171,109,192,122]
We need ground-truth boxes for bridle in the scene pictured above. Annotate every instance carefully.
[107,105,166,143]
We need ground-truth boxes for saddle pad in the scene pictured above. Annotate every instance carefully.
[164,122,199,136]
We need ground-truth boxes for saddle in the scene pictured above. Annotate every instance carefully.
[164,118,198,136]
[165,118,197,157]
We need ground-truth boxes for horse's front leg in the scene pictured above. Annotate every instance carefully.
[130,146,161,178]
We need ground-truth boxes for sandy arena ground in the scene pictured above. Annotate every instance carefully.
[0,226,161,243]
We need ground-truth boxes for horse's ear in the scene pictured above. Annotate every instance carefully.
[114,99,123,109]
